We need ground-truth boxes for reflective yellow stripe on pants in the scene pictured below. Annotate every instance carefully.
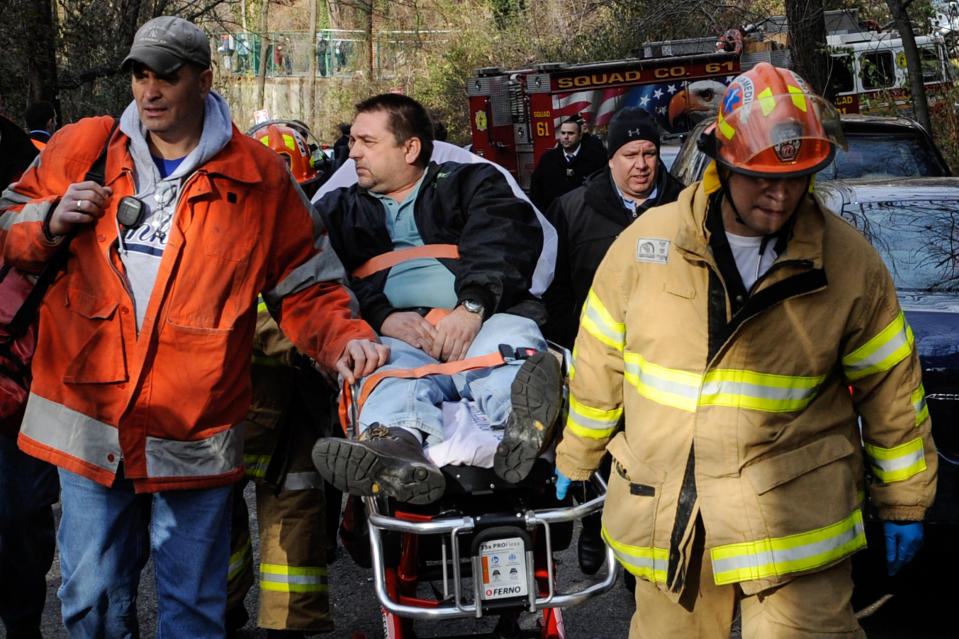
[260,563,329,593]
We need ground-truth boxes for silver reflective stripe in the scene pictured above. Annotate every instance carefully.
[872,449,925,475]
[609,546,669,582]
[260,569,326,586]
[623,358,700,411]
[229,539,252,580]
[700,379,816,402]
[20,393,122,473]
[263,247,349,306]
[568,401,620,434]
[842,313,912,380]
[711,512,865,584]
[581,302,625,349]
[144,424,243,478]
[0,197,55,231]
[281,471,324,491]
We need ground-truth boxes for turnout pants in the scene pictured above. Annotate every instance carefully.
[228,364,335,632]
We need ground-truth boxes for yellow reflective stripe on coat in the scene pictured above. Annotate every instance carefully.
[710,509,866,585]
[842,312,913,381]
[700,369,825,413]
[912,384,929,426]
[601,525,669,583]
[229,539,252,581]
[623,352,822,414]
[581,289,625,352]
[244,453,270,480]
[624,351,701,411]
[864,437,927,483]
[567,395,622,439]
[260,564,328,593]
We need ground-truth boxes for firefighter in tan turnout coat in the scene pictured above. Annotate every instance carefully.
[554,63,937,637]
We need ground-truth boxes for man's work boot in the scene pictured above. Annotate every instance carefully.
[578,512,606,574]
[494,351,563,483]
[312,425,446,505]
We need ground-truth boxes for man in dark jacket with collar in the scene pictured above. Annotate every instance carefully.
[543,107,684,577]
[529,115,606,212]
[544,107,685,349]
[312,93,563,505]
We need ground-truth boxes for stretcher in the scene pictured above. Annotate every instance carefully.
[339,347,618,639]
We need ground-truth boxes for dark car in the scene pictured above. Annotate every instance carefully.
[670,114,952,186]
[816,177,959,613]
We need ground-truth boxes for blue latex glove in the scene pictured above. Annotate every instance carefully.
[883,521,924,576]
[554,467,572,500]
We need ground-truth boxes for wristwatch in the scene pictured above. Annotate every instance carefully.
[461,298,485,316]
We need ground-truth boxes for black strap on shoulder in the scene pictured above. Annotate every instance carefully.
[5,118,119,339]
[84,118,119,185]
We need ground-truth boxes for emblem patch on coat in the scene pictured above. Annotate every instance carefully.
[636,238,670,264]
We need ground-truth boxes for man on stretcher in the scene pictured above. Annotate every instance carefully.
[311,93,562,505]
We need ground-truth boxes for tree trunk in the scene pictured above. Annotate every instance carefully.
[886,0,932,131]
[366,1,374,79]
[25,0,58,105]
[785,0,829,96]
[256,1,270,110]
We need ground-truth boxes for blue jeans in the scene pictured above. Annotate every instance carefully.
[359,313,546,443]
[0,435,58,638]
[57,468,232,639]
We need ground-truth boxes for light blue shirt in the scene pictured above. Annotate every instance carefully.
[371,174,457,310]
[613,180,658,213]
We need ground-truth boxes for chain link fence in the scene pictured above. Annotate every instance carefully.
[215,30,448,79]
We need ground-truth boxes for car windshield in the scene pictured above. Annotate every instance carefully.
[819,136,946,180]
[842,199,959,292]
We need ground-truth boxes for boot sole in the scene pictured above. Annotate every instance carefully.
[494,351,563,483]
[312,437,446,505]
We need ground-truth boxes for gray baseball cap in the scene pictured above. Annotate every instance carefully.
[122,16,211,75]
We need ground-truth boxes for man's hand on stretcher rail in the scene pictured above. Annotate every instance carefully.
[380,306,483,362]
[336,339,391,384]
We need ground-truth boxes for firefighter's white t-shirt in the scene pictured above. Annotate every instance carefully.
[726,232,779,292]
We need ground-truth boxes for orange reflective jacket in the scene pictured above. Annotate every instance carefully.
[0,116,373,492]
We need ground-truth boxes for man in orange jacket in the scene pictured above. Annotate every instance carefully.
[0,16,387,638]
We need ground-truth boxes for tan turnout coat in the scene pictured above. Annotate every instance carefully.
[555,181,937,600]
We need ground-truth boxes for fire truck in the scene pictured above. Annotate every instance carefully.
[467,9,956,188]
[467,40,741,188]
[826,32,955,115]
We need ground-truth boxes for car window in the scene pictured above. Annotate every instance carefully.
[659,145,682,171]
[841,199,959,292]
[828,55,855,95]
[921,46,942,83]
[861,51,896,89]
[819,136,947,180]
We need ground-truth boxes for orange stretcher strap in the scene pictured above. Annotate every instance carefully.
[337,350,508,435]
[352,244,460,279]
[424,308,451,326]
